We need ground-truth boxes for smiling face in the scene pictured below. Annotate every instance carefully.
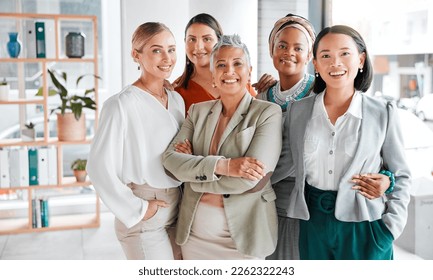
[185,23,218,68]
[272,27,310,78]
[137,30,176,80]
[212,46,251,96]
[313,33,365,93]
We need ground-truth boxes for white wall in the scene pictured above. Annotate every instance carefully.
[101,0,122,104]
[121,0,189,86]
[188,0,258,82]
[120,0,258,86]
[257,0,309,77]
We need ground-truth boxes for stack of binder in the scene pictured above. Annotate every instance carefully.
[25,20,55,58]
[0,146,57,188]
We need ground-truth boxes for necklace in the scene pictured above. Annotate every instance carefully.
[138,80,167,104]
[268,73,314,111]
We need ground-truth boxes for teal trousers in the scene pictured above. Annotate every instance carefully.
[299,183,394,260]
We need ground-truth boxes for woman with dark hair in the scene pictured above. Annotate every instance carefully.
[260,14,393,260]
[174,13,256,112]
[272,25,411,259]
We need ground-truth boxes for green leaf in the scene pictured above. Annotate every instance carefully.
[76,74,101,87]
[47,69,68,97]
[84,88,95,95]
[36,87,43,96]
[48,89,58,96]
[50,106,62,117]
[71,102,83,120]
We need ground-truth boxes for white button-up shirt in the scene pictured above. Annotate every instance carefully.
[304,91,362,191]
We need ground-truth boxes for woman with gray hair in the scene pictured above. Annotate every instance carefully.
[163,34,282,259]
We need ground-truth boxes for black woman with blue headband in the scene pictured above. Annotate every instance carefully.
[260,14,394,260]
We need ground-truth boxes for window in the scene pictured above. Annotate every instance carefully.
[0,0,121,133]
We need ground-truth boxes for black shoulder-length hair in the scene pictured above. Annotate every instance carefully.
[312,25,373,93]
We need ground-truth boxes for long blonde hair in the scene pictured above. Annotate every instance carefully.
[131,22,172,58]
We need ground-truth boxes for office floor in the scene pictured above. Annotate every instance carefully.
[0,211,424,260]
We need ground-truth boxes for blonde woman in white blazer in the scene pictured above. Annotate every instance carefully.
[87,22,184,260]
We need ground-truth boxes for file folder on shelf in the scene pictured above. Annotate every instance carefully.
[28,148,38,185]
[9,148,29,187]
[25,20,36,58]
[37,147,49,186]
[0,150,10,188]
[47,146,57,185]
[35,21,46,58]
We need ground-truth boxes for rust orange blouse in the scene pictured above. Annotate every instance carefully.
[175,80,257,113]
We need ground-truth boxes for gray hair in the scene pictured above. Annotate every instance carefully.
[210,34,251,72]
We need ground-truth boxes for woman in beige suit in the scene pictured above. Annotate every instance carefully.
[163,34,282,259]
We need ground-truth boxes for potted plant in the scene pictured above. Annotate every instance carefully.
[71,159,87,182]
[36,69,101,141]
[0,78,10,101]
[21,122,36,141]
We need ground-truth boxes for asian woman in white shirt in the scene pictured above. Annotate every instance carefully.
[273,25,411,259]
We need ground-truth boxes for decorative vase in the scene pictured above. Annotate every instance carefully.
[21,128,36,142]
[73,170,87,182]
[65,32,85,58]
[0,84,9,101]
[7,32,21,58]
[57,112,86,141]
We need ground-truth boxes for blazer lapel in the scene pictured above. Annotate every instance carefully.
[341,94,372,178]
[217,93,252,153]
[291,95,315,173]
[202,101,222,156]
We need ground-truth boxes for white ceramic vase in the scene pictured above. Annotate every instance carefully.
[0,84,10,101]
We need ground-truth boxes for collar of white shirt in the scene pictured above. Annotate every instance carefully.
[312,90,363,120]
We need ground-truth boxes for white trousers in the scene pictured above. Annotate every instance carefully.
[114,183,180,260]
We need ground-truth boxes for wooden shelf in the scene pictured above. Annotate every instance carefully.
[0,137,93,147]
[0,213,100,234]
[0,12,99,235]
[0,57,96,63]
[0,98,44,105]
[7,178,92,189]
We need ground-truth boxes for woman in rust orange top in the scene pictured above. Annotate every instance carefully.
[174,13,256,113]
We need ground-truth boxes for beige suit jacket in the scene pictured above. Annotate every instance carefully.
[163,93,282,258]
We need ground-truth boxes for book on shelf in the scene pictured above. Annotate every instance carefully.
[31,198,39,228]
[37,147,49,185]
[25,20,37,58]
[28,148,38,185]
[0,150,10,188]
[32,197,49,228]
[9,148,29,187]
[47,146,57,185]
[40,198,49,227]
[35,21,46,58]
[44,20,56,58]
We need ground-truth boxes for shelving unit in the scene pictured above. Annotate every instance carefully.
[0,13,100,234]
